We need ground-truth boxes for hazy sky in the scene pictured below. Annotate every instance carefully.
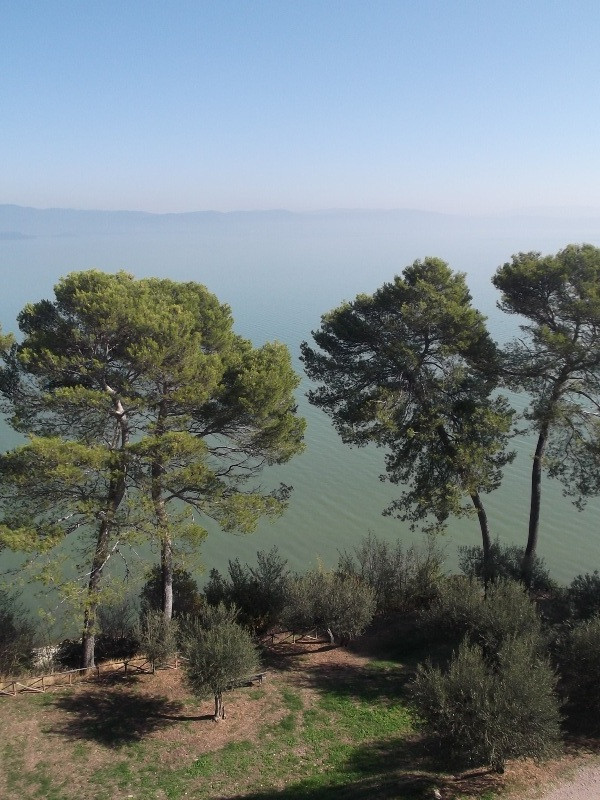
[3,1,600,214]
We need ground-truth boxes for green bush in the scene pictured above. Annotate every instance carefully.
[474,579,544,656]
[136,610,178,670]
[337,532,443,614]
[422,576,543,655]
[411,635,561,772]
[567,571,600,620]
[420,576,483,643]
[140,566,203,618]
[458,540,554,591]
[0,590,35,676]
[204,547,291,633]
[98,597,138,639]
[95,597,139,661]
[282,569,376,644]
[181,604,260,720]
[559,614,600,725]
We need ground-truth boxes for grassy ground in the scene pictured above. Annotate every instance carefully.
[0,626,584,800]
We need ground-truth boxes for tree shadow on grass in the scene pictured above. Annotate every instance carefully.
[232,735,503,800]
[259,640,339,673]
[298,659,412,705]
[50,686,186,747]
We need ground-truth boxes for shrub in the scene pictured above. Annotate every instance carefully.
[474,578,544,656]
[140,566,203,618]
[181,604,260,720]
[420,576,484,643]
[338,532,443,614]
[178,601,239,645]
[204,547,291,633]
[94,633,139,662]
[411,635,561,772]
[0,590,35,676]
[458,540,554,592]
[97,597,138,639]
[95,597,139,661]
[282,569,376,644]
[567,571,600,620]
[559,614,600,725]
[422,576,543,656]
[54,638,82,669]
[136,610,178,670]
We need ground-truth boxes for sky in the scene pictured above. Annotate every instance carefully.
[3,0,600,215]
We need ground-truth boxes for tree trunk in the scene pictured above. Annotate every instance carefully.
[152,480,173,620]
[435,421,494,574]
[152,397,173,621]
[161,534,174,621]
[326,627,335,645]
[81,385,129,669]
[523,422,549,588]
[214,692,225,720]
[470,491,492,587]
[81,519,111,669]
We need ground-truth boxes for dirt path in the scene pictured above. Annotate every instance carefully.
[533,762,600,800]
[505,757,600,800]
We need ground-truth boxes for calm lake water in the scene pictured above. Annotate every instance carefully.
[2,207,600,619]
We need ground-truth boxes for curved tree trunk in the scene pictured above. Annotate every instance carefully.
[522,422,549,588]
[435,421,494,579]
[470,491,492,586]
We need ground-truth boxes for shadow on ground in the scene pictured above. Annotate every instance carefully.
[259,640,339,672]
[297,658,411,704]
[49,684,186,747]
[232,734,504,800]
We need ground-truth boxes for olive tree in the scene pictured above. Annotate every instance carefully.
[181,605,260,720]
[282,569,376,644]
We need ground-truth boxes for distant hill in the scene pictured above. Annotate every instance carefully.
[2,203,600,244]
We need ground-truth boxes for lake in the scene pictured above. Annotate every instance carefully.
[2,206,600,618]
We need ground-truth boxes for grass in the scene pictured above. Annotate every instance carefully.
[0,635,539,800]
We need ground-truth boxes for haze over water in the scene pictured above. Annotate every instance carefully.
[2,205,600,603]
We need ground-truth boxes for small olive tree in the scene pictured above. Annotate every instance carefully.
[338,532,443,613]
[182,604,260,720]
[136,610,178,672]
[412,635,561,772]
[567,571,600,620]
[413,575,560,771]
[282,569,375,645]
[421,577,543,654]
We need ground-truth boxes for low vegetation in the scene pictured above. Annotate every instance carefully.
[182,603,261,720]
[0,590,36,676]
[5,537,600,799]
